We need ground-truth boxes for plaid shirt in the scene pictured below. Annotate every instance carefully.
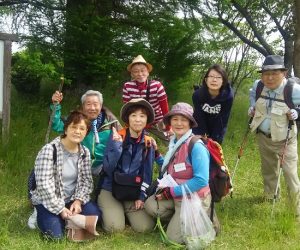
[31,137,93,215]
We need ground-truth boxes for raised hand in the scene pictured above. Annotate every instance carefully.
[52,91,63,104]
[111,127,123,142]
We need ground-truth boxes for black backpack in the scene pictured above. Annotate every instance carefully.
[255,77,300,131]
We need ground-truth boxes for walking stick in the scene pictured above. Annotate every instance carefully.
[230,117,253,197]
[44,77,64,144]
[271,120,294,217]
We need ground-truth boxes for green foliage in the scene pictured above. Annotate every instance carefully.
[1,80,300,249]
[11,50,61,94]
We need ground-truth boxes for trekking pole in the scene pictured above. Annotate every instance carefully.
[230,117,253,197]
[271,120,293,217]
[44,76,64,144]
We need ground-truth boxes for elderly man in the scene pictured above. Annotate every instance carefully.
[248,55,300,217]
[123,55,171,141]
[51,90,122,175]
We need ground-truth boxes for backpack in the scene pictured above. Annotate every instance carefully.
[255,77,300,131]
[188,135,232,203]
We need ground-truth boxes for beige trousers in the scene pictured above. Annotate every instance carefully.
[97,190,155,233]
[256,133,300,205]
[144,193,218,244]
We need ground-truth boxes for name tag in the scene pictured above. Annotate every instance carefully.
[271,108,283,116]
[174,162,186,172]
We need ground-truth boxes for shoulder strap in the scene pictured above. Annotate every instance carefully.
[255,80,264,101]
[52,144,57,165]
[283,78,295,109]
[188,135,204,162]
[146,79,151,101]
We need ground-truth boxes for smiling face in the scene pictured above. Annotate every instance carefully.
[64,120,88,144]
[128,108,148,134]
[170,115,191,140]
[130,64,150,83]
[205,69,223,92]
[82,95,102,120]
[261,70,286,90]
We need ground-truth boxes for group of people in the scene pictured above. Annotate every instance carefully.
[28,54,300,245]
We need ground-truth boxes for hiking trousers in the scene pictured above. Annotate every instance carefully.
[144,193,216,244]
[97,189,155,233]
[257,133,300,205]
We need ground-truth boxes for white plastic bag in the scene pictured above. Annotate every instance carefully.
[180,185,216,249]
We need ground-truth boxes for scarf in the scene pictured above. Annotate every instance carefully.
[161,129,193,173]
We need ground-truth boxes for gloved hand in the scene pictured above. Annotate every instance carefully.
[155,187,172,200]
[288,109,299,120]
[248,106,255,117]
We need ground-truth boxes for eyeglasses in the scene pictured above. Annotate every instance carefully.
[207,75,222,80]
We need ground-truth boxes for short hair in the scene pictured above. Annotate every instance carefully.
[202,64,229,90]
[123,105,151,124]
[62,110,90,138]
[81,90,103,105]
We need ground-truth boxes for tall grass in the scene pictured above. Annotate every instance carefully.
[0,83,300,250]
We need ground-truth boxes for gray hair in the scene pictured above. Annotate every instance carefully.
[81,90,103,105]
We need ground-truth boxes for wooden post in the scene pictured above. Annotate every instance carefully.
[0,33,18,144]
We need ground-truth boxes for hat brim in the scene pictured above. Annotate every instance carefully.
[127,62,153,72]
[163,111,198,128]
[120,99,155,125]
[258,66,288,73]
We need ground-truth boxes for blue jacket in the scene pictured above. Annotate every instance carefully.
[100,129,155,201]
[192,84,233,144]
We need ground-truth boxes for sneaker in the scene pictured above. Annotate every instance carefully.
[27,207,37,229]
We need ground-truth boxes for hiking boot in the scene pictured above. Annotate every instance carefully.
[27,207,37,229]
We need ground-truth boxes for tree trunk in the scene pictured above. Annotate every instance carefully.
[294,0,300,77]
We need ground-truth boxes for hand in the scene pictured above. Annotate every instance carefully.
[69,200,82,215]
[135,200,144,210]
[151,138,157,150]
[52,91,63,104]
[60,207,72,219]
[248,106,255,117]
[155,187,172,200]
[287,109,298,120]
[111,127,123,142]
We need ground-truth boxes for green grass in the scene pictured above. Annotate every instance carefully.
[1,84,300,249]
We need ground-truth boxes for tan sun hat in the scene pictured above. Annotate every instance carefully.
[120,98,155,125]
[127,55,153,72]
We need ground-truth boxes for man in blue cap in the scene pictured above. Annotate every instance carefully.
[248,55,300,218]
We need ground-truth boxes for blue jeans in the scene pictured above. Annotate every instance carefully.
[35,201,101,239]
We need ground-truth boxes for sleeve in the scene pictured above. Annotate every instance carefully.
[249,80,259,108]
[74,148,93,204]
[34,144,65,215]
[122,82,130,103]
[50,104,65,133]
[156,81,168,101]
[103,134,123,176]
[171,141,210,197]
[291,82,300,106]
[192,90,208,136]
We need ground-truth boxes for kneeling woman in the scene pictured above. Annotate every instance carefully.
[145,102,219,244]
[97,98,156,233]
[31,111,101,239]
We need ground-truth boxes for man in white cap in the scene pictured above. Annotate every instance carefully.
[123,55,171,141]
[248,55,300,218]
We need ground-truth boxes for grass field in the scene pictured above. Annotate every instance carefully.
[1,83,300,250]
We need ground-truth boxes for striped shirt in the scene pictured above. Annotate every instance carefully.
[122,80,168,123]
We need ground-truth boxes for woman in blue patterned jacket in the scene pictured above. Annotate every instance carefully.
[31,111,101,239]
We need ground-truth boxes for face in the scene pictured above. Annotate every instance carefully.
[205,69,223,91]
[64,120,88,144]
[128,109,148,133]
[82,95,102,120]
[261,70,286,90]
[130,64,149,83]
[170,115,191,139]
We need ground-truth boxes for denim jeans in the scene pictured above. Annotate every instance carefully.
[35,201,101,239]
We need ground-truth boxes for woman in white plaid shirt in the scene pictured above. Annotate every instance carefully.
[31,111,101,239]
